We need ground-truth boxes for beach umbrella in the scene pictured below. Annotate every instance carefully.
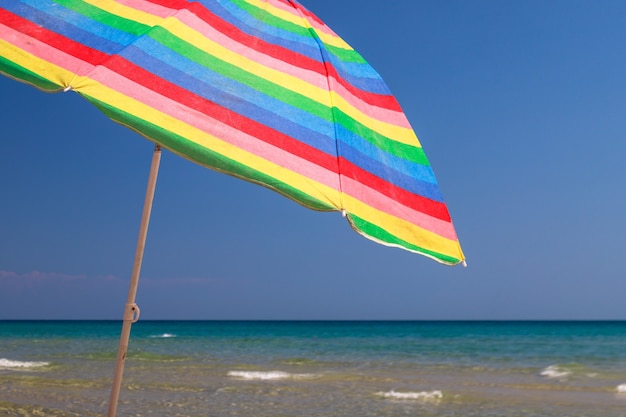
[0,0,465,415]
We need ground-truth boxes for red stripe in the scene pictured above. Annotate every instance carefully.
[104,50,446,221]
[288,0,330,30]
[145,0,402,112]
[106,53,448,221]
[104,54,339,171]
[2,6,446,221]
[0,8,108,66]
[2,9,337,177]
[105,53,449,221]
[339,160,452,222]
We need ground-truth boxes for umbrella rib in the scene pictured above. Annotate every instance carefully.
[288,0,345,212]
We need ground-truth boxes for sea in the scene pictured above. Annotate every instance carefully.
[1,321,625,417]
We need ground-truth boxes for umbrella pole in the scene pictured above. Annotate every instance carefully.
[107,144,162,417]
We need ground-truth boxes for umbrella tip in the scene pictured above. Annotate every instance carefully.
[63,85,72,92]
[341,210,347,217]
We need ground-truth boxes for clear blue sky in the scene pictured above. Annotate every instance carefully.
[1,0,625,320]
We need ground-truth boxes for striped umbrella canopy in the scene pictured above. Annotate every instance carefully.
[0,1,465,415]
[0,0,464,265]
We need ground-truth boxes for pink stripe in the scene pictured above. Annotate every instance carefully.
[342,177,458,240]
[3,21,444,235]
[0,23,93,77]
[89,67,444,236]
[87,66,342,196]
[2,24,431,232]
[111,1,410,128]
[91,1,411,128]
[173,10,412,129]
[116,0,176,18]
[174,9,328,91]
[331,82,412,129]
[90,66,443,237]
[0,20,341,206]
[266,0,338,40]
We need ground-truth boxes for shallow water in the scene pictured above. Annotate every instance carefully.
[1,321,626,416]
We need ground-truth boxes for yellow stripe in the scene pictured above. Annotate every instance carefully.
[76,71,451,255]
[161,18,418,146]
[2,38,417,159]
[81,0,164,27]
[162,18,330,103]
[71,1,419,146]
[242,0,351,50]
[343,194,464,259]
[89,0,352,52]
[69,77,343,208]
[0,43,456,258]
[70,80,450,256]
[0,41,344,214]
[238,2,420,146]
[0,40,76,88]
[330,91,421,147]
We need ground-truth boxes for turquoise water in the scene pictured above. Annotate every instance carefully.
[1,321,626,416]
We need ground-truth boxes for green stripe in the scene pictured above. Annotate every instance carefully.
[0,58,60,91]
[54,0,150,36]
[83,94,337,212]
[232,0,366,64]
[349,214,460,264]
[334,110,430,166]
[321,42,367,64]
[148,26,332,130]
[41,0,425,165]
[149,27,429,167]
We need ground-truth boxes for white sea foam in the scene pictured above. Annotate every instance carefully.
[150,333,176,338]
[227,371,313,380]
[377,390,443,401]
[0,358,49,368]
[540,365,571,379]
[616,384,626,393]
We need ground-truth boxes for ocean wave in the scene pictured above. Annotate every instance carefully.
[150,333,176,338]
[617,384,626,393]
[540,365,571,379]
[377,390,443,401]
[0,358,49,368]
[227,370,314,380]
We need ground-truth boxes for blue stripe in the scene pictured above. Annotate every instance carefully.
[11,0,132,54]
[5,0,435,197]
[340,143,443,202]
[207,0,322,61]
[124,36,436,189]
[319,47,392,98]
[205,0,391,95]
[119,39,338,155]
[11,0,395,96]
[337,125,437,184]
